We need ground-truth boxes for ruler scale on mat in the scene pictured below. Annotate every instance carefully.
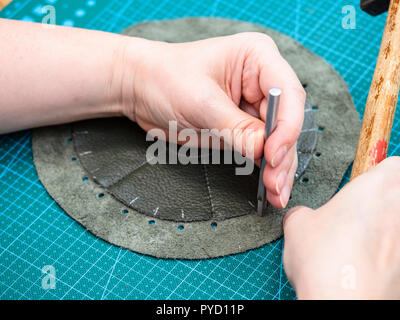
[0,0,399,300]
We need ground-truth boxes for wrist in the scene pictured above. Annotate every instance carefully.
[110,35,162,123]
[101,35,131,119]
[67,30,133,120]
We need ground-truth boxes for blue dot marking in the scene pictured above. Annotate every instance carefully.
[75,9,86,17]
[22,16,35,22]
[32,5,44,16]
[62,19,74,27]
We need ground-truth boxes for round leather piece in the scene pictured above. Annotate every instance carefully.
[32,18,361,259]
[71,101,316,222]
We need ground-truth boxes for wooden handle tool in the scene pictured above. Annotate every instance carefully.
[351,0,400,180]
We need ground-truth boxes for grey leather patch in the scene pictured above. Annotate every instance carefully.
[32,18,361,259]
[71,104,315,222]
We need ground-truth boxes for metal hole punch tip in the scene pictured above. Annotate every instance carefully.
[257,198,268,216]
[257,200,264,216]
[256,87,281,217]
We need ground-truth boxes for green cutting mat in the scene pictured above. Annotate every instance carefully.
[1,0,399,300]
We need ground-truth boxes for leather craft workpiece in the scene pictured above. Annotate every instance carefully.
[32,18,361,259]
[72,101,315,223]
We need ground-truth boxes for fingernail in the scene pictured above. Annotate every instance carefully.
[275,171,287,194]
[271,145,288,168]
[280,183,291,208]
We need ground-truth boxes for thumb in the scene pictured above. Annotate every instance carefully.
[282,206,314,284]
[283,205,314,237]
[257,51,306,168]
[207,87,265,160]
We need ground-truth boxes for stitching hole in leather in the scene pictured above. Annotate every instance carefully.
[301,177,309,184]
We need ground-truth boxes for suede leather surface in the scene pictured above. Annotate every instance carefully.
[72,106,315,222]
[32,18,361,259]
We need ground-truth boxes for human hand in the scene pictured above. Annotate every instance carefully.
[120,33,305,208]
[283,157,400,299]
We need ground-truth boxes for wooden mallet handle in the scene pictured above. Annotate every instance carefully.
[351,0,400,180]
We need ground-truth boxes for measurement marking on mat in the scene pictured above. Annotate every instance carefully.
[153,207,159,216]
[181,209,184,219]
[130,197,139,205]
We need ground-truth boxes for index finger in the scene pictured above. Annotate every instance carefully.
[258,47,305,167]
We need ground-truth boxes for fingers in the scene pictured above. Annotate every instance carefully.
[264,144,297,208]
[205,86,266,160]
[264,87,304,169]
[241,34,304,208]
[255,39,305,169]
[282,205,314,284]
[287,148,298,189]
[240,100,260,118]
[267,188,287,209]
[283,206,308,227]
[283,205,314,240]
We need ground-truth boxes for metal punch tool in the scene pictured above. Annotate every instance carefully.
[257,87,281,216]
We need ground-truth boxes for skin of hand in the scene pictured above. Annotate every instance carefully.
[122,32,305,208]
[0,19,305,208]
[283,156,400,299]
